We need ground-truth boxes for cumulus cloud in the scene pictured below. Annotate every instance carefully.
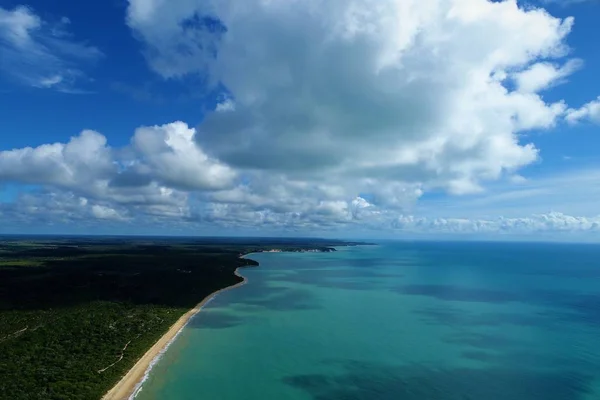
[127,0,572,199]
[513,59,582,93]
[0,130,115,188]
[191,195,383,231]
[215,98,235,112]
[0,191,127,225]
[126,2,226,79]
[392,212,600,235]
[129,121,237,190]
[1,0,596,238]
[0,122,235,222]
[4,184,600,238]
[91,204,127,221]
[0,5,102,90]
[566,96,600,124]
[0,122,233,192]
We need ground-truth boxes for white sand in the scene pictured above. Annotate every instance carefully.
[102,269,248,400]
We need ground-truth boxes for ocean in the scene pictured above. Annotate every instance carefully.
[134,241,600,399]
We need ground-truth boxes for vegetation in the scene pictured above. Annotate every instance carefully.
[0,236,364,400]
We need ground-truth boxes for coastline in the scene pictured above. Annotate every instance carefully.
[101,247,350,400]
[102,267,249,400]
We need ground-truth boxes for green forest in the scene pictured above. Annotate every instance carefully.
[0,236,357,399]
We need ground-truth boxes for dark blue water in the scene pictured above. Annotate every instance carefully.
[136,242,600,399]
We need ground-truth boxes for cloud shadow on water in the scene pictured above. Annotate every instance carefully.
[282,360,593,400]
[460,350,593,371]
[241,288,321,311]
[225,279,322,311]
[414,305,560,328]
[462,350,496,362]
[395,284,522,304]
[406,285,600,328]
[271,267,402,291]
[443,331,525,350]
[188,310,250,329]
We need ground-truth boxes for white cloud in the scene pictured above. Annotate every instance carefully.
[392,212,600,235]
[126,1,224,79]
[0,191,128,225]
[2,0,598,240]
[128,0,571,198]
[513,59,582,93]
[566,96,600,124]
[0,122,234,193]
[0,5,102,90]
[508,174,528,184]
[215,98,235,112]
[37,75,64,88]
[130,121,237,190]
[0,130,115,188]
[0,122,234,222]
[5,182,600,238]
[91,204,127,221]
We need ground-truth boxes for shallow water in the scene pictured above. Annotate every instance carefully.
[135,241,600,400]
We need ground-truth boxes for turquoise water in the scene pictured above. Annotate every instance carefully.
[135,242,600,399]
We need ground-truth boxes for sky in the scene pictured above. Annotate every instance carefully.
[1,0,600,240]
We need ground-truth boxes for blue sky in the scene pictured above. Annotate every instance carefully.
[1,0,600,240]
[0,0,220,149]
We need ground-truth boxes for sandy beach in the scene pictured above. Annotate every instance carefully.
[102,268,248,400]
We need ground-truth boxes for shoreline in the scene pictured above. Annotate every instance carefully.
[102,266,250,400]
[101,247,346,399]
